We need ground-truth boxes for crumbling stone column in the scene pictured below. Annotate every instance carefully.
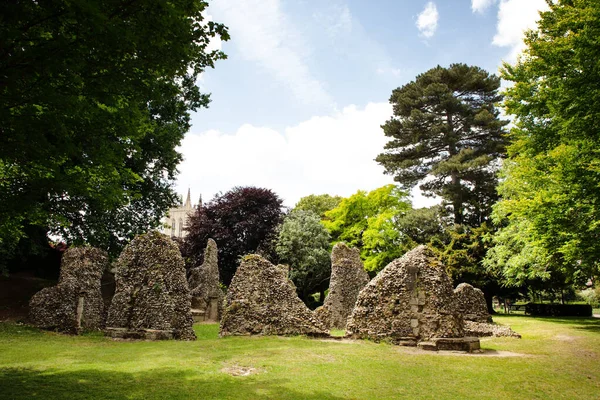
[188,239,224,322]
[106,231,196,340]
[29,247,108,334]
[315,243,369,329]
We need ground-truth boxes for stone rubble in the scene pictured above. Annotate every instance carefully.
[188,239,224,322]
[464,321,522,338]
[346,245,467,345]
[106,231,196,340]
[220,254,328,337]
[315,243,369,329]
[29,246,108,333]
[454,283,492,323]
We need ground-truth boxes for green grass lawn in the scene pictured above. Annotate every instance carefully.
[0,316,599,399]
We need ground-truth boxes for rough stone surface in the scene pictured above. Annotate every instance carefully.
[346,245,465,344]
[464,321,521,338]
[29,247,108,333]
[315,243,369,329]
[106,231,196,340]
[188,239,224,322]
[220,254,328,337]
[454,283,492,323]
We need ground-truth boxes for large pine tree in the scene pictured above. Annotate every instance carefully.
[376,64,507,225]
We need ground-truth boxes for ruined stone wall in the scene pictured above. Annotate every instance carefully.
[106,231,196,340]
[316,243,369,329]
[29,247,108,333]
[346,245,464,344]
[188,238,224,321]
[454,283,492,323]
[220,254,328,337]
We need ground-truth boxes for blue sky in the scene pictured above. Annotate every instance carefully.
[177,0,548,208]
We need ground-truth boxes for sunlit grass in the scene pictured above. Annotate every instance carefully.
[0,316,599,399]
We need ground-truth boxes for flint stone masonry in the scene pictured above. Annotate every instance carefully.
[464,321,521,338]
[454,283,492,323]
[316,243,369,329]
[29,247,108,333]
[188,239,224,322]
[346,245,468,345]
[220,254,328,337]
[106,231,196,340]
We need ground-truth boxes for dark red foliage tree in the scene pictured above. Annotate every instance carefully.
[182,187,284,285]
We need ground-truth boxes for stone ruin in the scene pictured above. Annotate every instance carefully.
[220,254,328,337]
[105,231,196,340]
[454,283,492,323]
[315,243,369,329]
[454,283,521,338]
[188,239,224,323]
[346,245,480,352]
[29,246,108,334]
[464,320,521,338]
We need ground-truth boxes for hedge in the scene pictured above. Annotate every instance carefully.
[525,303,592,317]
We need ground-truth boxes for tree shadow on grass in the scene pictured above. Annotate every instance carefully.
[496,314,600,334]
[537,317,600,334]
[0,367,346,400]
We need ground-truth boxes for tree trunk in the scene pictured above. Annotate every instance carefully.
[446,112,463,225]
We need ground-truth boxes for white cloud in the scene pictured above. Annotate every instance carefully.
[209,0,334,107]
[176,103,438,209]
[471,0,496,13]
[416,2,439,38]
[376,67,402,77]
[492,0,549,62]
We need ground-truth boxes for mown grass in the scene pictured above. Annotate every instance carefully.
[0,316,599,399]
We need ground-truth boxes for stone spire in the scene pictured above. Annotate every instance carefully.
[184,188,192,209]
[197,194,203,208]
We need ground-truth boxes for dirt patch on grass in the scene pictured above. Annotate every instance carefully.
[553,334,578,342]
[398,347,528,357]
[221,365,260,376]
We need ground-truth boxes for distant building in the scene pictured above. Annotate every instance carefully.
[162,189,200,238]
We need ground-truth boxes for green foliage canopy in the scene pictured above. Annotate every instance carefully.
[323,185,411,272]
[275,210,331,303]
[377,63,508,225]
[293,194,342,219]
[486,0,600,286]
[0,0,229,268]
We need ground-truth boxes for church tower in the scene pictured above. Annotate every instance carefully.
[162,189,195,238]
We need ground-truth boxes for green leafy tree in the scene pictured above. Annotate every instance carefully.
[0,0,229,271]
[293,194,342,219]
[486,0,600,286]
[323,185,411,272]
[376,64,508,225]
[395,205,448,246]
[275,210,331,305]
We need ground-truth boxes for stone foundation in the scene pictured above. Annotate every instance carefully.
[417,337,481,352]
